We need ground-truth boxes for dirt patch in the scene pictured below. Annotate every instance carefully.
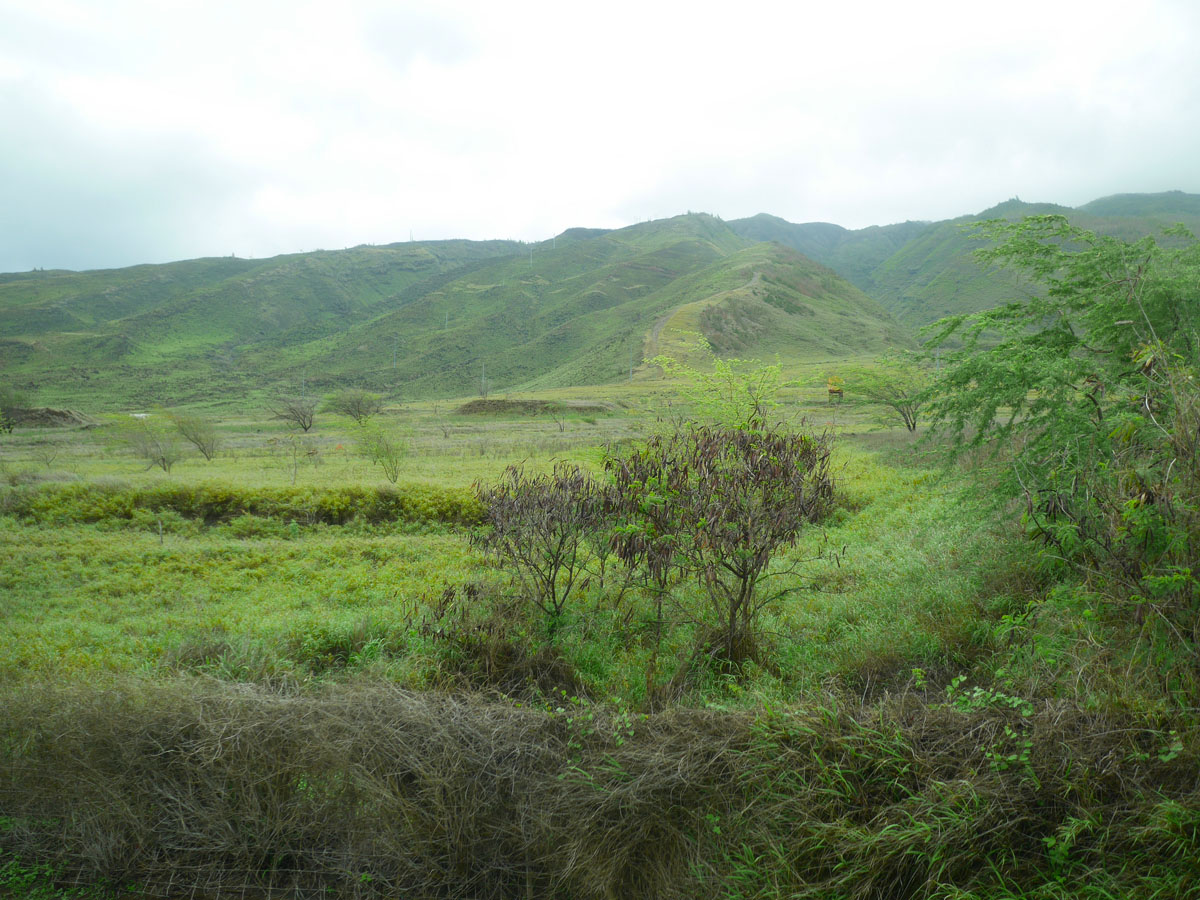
[11,407,99,428]
[455,398,611,416]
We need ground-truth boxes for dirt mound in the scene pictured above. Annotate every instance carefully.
[11,407,98,427]
[455,398,611,416]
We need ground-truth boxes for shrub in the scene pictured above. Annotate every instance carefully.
[121,416,183,473]
[0,384,28,434]
[5,481,483,528]
[472,462,603,623]
[606,416,834,666]
[168,410,221,460]
[357,425,407,484]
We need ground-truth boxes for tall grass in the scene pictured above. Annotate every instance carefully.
[1,678,1195,899]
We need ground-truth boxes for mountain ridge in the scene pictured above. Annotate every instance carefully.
[3,192,1195,409]
[728,191,1200,329]
[1,214,908,409]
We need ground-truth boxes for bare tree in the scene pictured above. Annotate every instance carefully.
[551,404,569,433]
[271,396,318,432]
[125,417,184,474]
[431,401,452,440]
[31,439,64,469]
[169,410,222,460]
[323,389,383,424]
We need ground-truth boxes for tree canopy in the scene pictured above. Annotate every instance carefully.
[928,216,1199,659]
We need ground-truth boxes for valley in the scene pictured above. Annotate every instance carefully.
[1,196,1198,899]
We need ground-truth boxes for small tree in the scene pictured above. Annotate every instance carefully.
[652,345,786,430]
[0,385,29,434]
[472,462,602,624]
[358,424,407,484]
[31,440,64,469]
[551,405,569,433]
[271,395,317,432]
[606,416,834,665]
[324,388,383,424]
[848,354,932,432]
[124,417,183,474]
[168,410,221,460]
[431,401,453,440]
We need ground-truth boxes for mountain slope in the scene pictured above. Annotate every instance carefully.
[247,216,910,398]
[0,216,908,408]
[731,192,1200,331]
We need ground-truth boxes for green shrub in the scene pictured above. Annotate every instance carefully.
[2,481,483,530]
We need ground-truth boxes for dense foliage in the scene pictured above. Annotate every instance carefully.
[605,416,834,664]
[930,217,1200,686]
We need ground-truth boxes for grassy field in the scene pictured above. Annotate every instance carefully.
[2,375,982,696]
[1,369,1197,899]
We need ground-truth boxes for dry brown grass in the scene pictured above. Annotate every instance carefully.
[2,679,1198,899]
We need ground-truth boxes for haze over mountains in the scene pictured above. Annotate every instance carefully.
[2,191,1196,409]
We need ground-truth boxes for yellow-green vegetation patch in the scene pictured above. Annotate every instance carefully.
[0,443,1018,704]
[0,522,486,681]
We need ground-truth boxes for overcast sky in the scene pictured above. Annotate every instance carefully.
[2,0,1197,273]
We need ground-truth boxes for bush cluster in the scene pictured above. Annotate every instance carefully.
[1,481,482,528]
[472,416,834,665]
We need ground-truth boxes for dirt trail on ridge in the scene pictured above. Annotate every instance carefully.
[645,270,762,357]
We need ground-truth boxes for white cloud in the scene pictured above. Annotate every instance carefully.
[1,0,1198,271]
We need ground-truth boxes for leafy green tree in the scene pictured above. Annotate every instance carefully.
[357,424,407,484]
[652,341,787,430]
[928,216,1200,648]
[846,353,932,432]
[324,388,383,424]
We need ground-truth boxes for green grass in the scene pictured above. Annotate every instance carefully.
[0,389,1013,703]
[1,367,1197,899]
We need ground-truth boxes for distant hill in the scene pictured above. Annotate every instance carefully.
[730,191,1200,331]
[0,215,908,409]
[5,192,1194,409]
[1078,190,1200,219]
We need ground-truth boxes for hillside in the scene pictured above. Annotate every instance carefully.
[730,192,1200,331]
[0,215,908,409]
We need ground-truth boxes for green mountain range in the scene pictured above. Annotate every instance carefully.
[729,191,1200,331]
[3,192,1196,409]
[0,215,907,409]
